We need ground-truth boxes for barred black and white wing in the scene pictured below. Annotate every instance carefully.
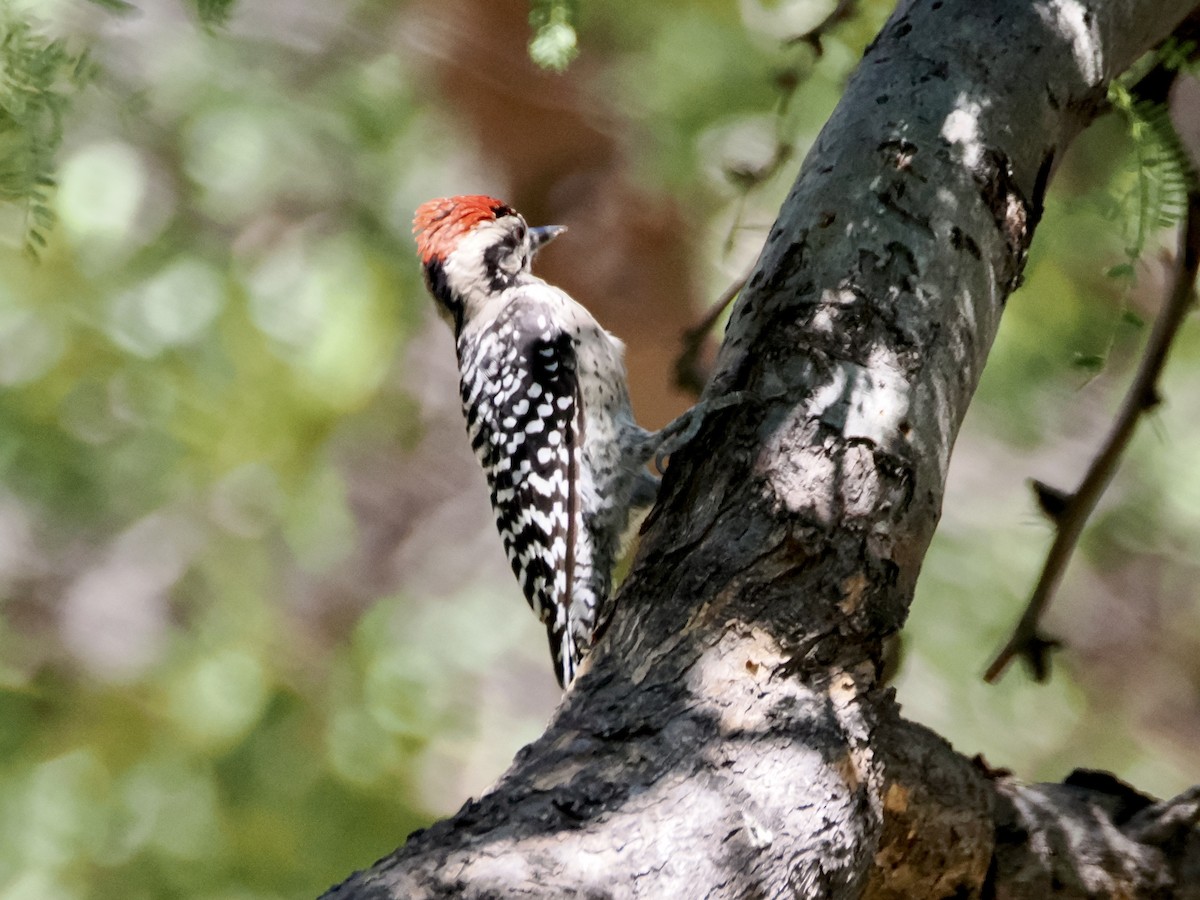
[458,296,596,686]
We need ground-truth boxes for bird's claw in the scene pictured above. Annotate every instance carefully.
[653,391,751,473]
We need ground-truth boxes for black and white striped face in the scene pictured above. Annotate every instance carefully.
[449,213,533,293]
[425,215,565,334]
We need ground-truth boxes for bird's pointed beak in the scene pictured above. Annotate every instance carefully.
[530,224,566,254]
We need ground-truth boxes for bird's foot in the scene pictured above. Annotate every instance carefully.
[653,391,752,473]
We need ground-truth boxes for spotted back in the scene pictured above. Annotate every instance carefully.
[458,291,598,686]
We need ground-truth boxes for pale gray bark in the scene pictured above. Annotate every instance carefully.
[325,1,1200,897]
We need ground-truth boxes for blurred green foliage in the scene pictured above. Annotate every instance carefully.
[0,2,438,896]
[528,0,580,71]
[0,1,1197,898]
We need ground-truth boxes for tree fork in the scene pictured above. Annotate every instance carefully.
[326,1,1200,896]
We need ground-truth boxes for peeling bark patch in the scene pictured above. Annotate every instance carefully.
[884,781,909,814]
[941,99,1038,288]
[841,443,895,521]
[840,573,869,615]
[768,443,838,523]
[971,147,1033,291]
[688,630,789,721]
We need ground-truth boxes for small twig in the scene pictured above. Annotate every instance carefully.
[677,0,835,397]
[984,189,1200,683]
[785,0,857,56]
[674,270,751,396]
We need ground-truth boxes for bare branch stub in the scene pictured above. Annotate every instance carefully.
[674,270,750,396]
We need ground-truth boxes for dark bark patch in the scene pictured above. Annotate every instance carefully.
[917,59,950,84]
[1031,148,1055,228]
[950,226,982,259]
[761,234,810,294]
[1062,769,1155,825]
[881,241,919,291]
[876,179,935,239]
[971,147,1033,291]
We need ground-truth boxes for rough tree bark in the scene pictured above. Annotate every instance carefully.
[326,1,1200,897]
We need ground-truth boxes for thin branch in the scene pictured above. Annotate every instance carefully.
[985,189,1200,683]
[677,4,834,399]
[674,269,750,396]
[785,0,858,55]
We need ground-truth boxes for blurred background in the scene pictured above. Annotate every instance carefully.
[0,0,1198,897]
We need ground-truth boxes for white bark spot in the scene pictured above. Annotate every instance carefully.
[741,810,775,849]
[941,98,985,169]
[809,364,849,423]
[844,347,910,447]
[1035,0,1102,84]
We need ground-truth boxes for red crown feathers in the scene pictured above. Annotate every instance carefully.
[413,195,515,264]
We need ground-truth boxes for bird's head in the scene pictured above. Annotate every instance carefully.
[413,195,565,332]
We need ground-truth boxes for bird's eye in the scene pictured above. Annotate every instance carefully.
[499,239,523,275]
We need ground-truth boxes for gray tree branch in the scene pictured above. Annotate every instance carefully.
[325,1,1200,896]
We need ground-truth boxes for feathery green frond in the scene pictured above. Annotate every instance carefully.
[0,9,93,256]
[1107,76,1198,268]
